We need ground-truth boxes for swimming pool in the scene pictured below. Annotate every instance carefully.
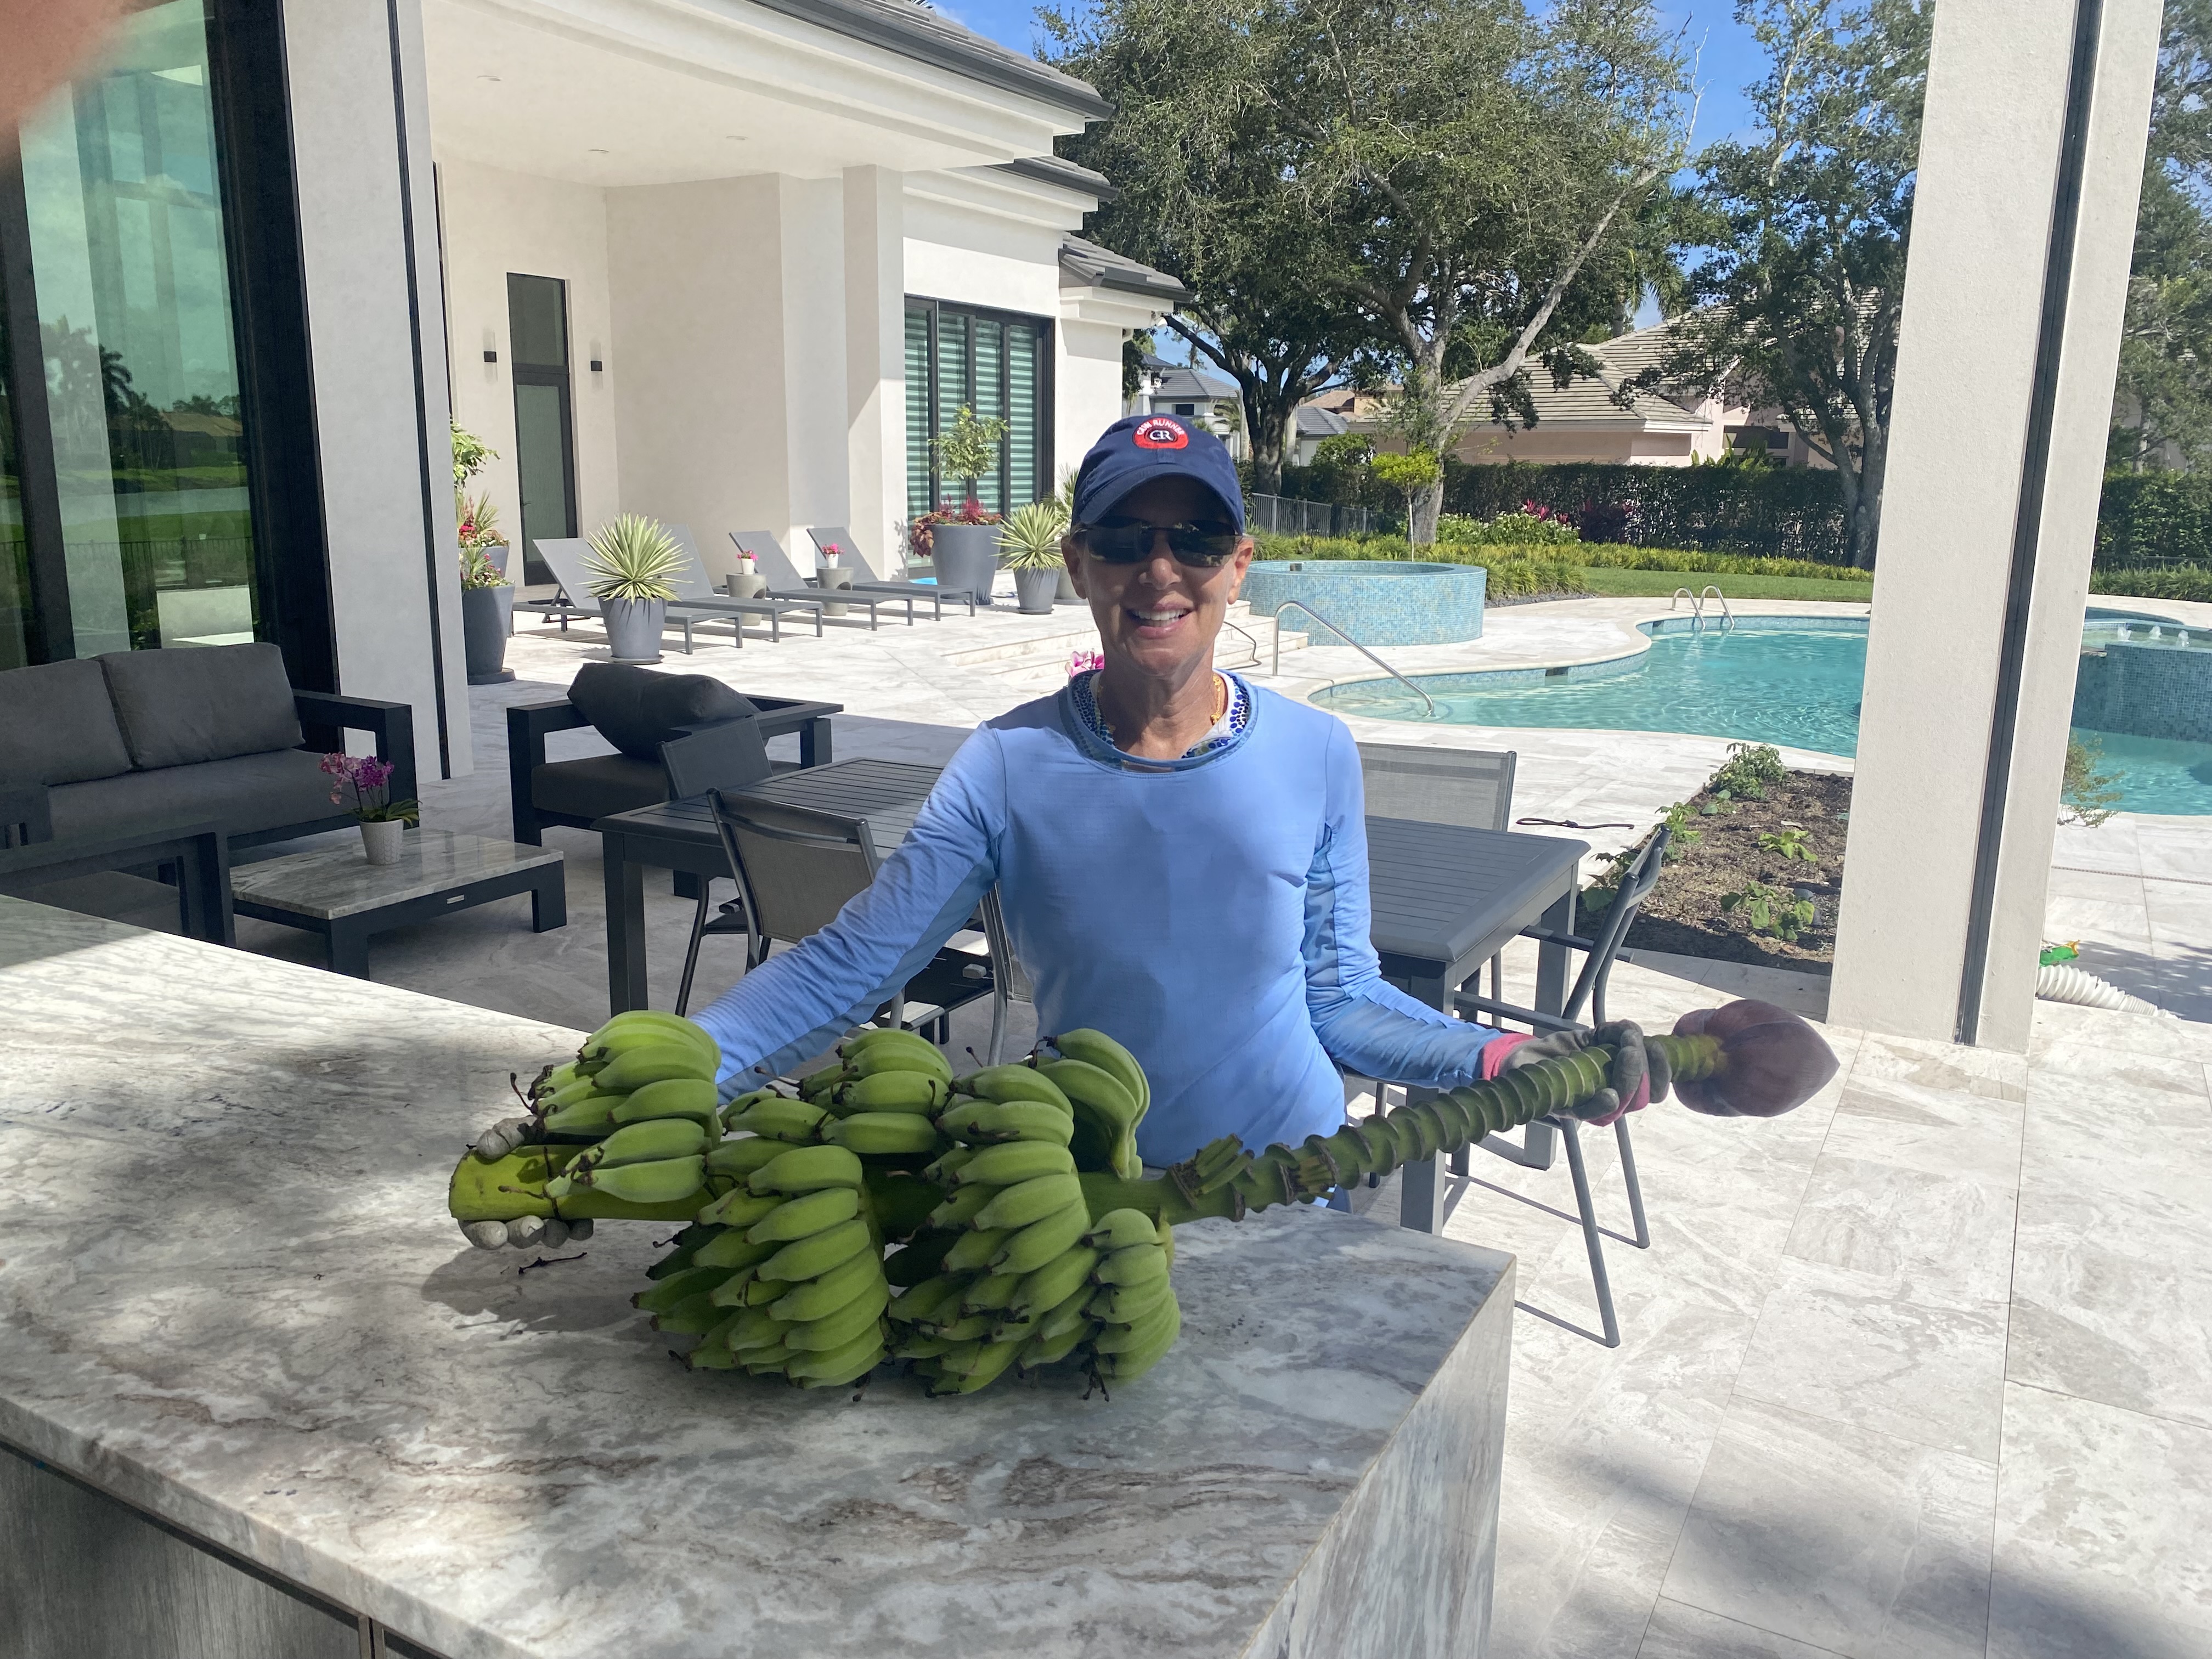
[1311,614,2212,815]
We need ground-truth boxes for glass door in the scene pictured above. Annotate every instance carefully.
[507,273,575,588]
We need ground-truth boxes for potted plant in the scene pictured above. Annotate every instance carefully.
[584,514,683,663]
[320,752,419,866]
[726,545,767,600]
[927,405,1009,606]
[457,490,514,684]
[452,421,507,575]
[998,499,1070,614]
[812,536,855,617]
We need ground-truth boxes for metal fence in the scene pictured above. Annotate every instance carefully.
[1243,493,1397,538]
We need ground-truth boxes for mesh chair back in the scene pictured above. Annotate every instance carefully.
[729,531,809,590]
[808,526,882,580]
[531,538,603,614]
[1566,822,1672,1026]
[659,718,772,801]
[1357,742,1517,831]
[707,790,880,950]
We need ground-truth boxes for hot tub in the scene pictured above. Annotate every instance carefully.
[1240,560,1486,647]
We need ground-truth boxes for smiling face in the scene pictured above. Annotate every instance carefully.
[1066,475,1254,687]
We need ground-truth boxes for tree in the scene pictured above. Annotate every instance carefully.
[1645,1,1931,569]
[1281,0,1691,540]
[2110,0,2212,472]
[1046,0,1370,493]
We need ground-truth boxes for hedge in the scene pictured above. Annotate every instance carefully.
[1249,532,1589,599]
[1577,546,1874,583]
[2095,473,2212,568]
[2089,566,2212,602]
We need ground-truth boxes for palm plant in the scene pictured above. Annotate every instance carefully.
[996,499,1070,569]
[583,515,684,601]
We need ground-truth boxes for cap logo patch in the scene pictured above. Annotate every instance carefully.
[1132,417,1189,450]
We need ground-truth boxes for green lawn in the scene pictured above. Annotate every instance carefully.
[1577,565,1873,604]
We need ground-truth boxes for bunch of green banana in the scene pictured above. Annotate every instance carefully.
[1076,1209,1180,1383]
[791,1028,957,1161]
[1026,1029,1149,1180]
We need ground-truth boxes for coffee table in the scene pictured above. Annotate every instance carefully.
[230,829,565,977]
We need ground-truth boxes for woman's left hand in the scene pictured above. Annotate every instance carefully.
[1483,1020,1670,1126]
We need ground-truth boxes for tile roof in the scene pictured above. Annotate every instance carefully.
[1455,317,1711,432]
[1059,237,1195,304]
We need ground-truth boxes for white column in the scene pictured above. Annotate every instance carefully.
[281,0,469,777]
[843,167,906,572]
[1827,0,2162,1047]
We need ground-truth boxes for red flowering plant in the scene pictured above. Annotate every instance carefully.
[319,753,419,825]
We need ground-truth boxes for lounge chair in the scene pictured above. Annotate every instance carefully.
[662,525,826,646]
[515,535,822,652]
[729,531,911,628]
[806,525,976,618]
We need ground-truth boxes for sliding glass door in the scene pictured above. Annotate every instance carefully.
[507,273,576,588]
[904,298,1051,520]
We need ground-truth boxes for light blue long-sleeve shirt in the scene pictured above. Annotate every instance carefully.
[691,677,1500,1166]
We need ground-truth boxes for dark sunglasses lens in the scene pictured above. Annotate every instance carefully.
[1084,521,1239,565]
[1084,522,1153,562]
[1166,526,1239,566]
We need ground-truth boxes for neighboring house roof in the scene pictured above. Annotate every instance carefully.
[742,0,1113,120]
[1451,316,1713,432]
[995,154,1116,201]
[1295,404,1350,439]
[1138,353,1237,402]
[1059,236,1194,304]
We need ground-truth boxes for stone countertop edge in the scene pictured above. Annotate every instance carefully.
[0,896,1513,1659]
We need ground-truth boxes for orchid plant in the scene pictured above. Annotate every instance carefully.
[320,753,419,825]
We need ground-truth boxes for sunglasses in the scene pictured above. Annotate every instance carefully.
[1077,517,1243,567]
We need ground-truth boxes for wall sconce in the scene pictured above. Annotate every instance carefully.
[483,349,498,363]
[482,328,499,366]
[590,359,603,372]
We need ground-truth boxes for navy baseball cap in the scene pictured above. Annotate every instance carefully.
[1071,414,1246,533]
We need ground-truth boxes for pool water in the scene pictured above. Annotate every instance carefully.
[1314,619,2212,815]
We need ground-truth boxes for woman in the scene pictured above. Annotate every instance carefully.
[693,415,1648,1167]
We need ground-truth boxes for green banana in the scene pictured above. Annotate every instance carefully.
[571,1154,704,1206]
[585,1009,718,1057]
[957,1101,1074,1147]
[954,1141,1076,1187]
[1092,1240,1169,1288]
[724,1306,793,1352]
[1034,1286,1096,1344]
[927,1183,995,1230]
[758,1217,872,1282]
[785,1327,888,1386]
[721,1086,787,1121]
[941,1228,1009,1273]
[1019,1319,1093,1368]
[652,1292,728,1335]
[686,1342,740,1371]
[1042,1028,1149,1116]
[748,1144,864,1194]
[746,1186,860,1244]
[591,1043,716,1093]
[959,1272,1023,1313]
[893,1331,956,1359]
[533,1060,584,1100]
[1092,1300,1180,1380]
[741,1275,787,1307]
[888,1273,966,1325]
[739,1341,793,1373]
[825,1112,944,1156]
[797,1065,848,1103]
[1036,1058,1143,1178]
[768,1248,885,1324]
[928,1339,1024,1395]
[645,1242,700,1280]
[726,1097,830,1143]
[706,1137,792,1178]
[539,1092,627,1135]
[633,1265,730,1314]
[543,1075,612,1112]
[695,1187,781,1229]
[610,1077,722,1131]
[970,1173,1083,1233]
[990,1200,1093,1276]
[784,1278,889,1351]
[576,1116,708,1169]
[927,1312,992,1342]
[1082,1209,1159,1251]
[835,1071,948,1113]
[921,1146,977,1184]
[956,1065,1074,1111]
[707,1265,763,1307]
[843,1038,952,1085]
[1093,1295,1180,1354]
[1009,1246,1099,1318]
[1087,1274,1171,1325]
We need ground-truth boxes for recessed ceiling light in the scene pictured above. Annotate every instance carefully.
[724,133,748,141]
[588,148,609,154]
[477,74,500,82]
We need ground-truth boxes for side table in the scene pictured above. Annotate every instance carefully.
[230,828,564,977]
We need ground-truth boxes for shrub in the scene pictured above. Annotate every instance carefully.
[1444,460,1854,563]
[1437,509,1583,546]
[2095,472,2212,568]
[1249,532,1589,598]
[2089,566,2212,602]
[1578,545,1874,583]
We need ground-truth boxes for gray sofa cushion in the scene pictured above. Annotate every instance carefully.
[566,663,755,760]
[0,659,134,785]
[99,642,302,770]
[530,753,670,823]
[47,748,342,842]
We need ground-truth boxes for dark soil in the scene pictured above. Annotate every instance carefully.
[1600,771,1854,975]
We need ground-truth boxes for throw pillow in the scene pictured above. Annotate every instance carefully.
[566,663,757,759]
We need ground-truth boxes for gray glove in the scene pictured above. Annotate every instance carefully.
[460,1116,594,1250]
[1497,1020,1667,1124]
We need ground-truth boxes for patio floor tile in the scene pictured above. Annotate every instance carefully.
[1637,1598,1848,1658]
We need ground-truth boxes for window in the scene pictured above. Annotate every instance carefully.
[904,298,1051,520]
[507,273,575,588]
[1174,402,1195,416]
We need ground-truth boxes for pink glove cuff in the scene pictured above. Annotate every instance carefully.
[1583,1075,1651,1127]
[1480,1033,1533,1079]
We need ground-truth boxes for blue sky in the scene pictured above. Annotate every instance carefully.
[936,2,1769,145]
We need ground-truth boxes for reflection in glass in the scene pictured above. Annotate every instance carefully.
[18,0,257,656]
[0,309,29,670]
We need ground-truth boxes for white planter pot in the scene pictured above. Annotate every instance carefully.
[602,596,667,663]
[359,819,405,866]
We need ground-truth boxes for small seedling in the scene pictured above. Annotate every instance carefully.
[1757,828,1816,864]
[1721,881,1816,942]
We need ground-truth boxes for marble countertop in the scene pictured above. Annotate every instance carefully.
[0,897,1511,1659]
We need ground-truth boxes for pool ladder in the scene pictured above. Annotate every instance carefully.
[1671,585,1734,628]
[1266,600,1438,717]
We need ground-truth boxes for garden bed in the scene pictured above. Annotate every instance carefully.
[1589,757,1853,974]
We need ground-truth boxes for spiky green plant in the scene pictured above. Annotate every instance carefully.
[996,499,1071,570]
[584,515,684,601]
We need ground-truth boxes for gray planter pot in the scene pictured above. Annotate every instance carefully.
[1012,567,1058,614]
[602,595,667,663]
[481,542,510,579]
[461,584,515,685]
[816,564,854,617]
[1054,565,1080,605]
[931,522,1000,607]
[723,571,767,600]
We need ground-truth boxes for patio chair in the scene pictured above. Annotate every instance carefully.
[516,537,794,655]
[658,717,774,1015]
[806,525,976,618]
[1358,742,1517,1005]
[980,886,1034,1065]
[704,792,995,1047]
[727,531,906,629]
[1451,822,1673,1348]
[662,526,826,647]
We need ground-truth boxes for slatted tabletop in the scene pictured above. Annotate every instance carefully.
[601,759,945,858]
[1364,815,1589,979]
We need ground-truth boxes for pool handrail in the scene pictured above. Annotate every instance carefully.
[1267,599,1438,717]
[1700,585,1733,628]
